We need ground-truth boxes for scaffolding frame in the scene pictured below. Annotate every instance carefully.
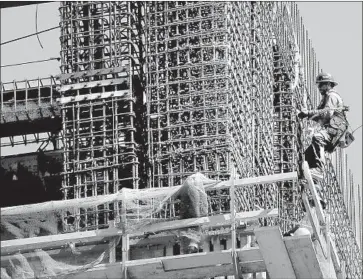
[0,77,61,148]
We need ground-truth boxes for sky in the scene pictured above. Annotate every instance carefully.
[1,2,362,187]
[297,2,362,187]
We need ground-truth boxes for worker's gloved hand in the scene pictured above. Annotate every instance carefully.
[297,110,309,119]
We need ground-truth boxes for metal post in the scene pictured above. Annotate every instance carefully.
[230,165,242,278]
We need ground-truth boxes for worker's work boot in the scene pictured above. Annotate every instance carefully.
[301,179,327,211]
[302,196,326,212]
[307,182,327,210]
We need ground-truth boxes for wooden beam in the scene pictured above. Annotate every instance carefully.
[1,227,122,256]
[1,186,180,216]
[129,223,259,248]
[284,234,324,279]
[302,162,325,223]
[129,234,177,247]
[1,172,296,216]
[69,247,266,279]
[205,172,297,191]
[254,226,296,279]
[141,208,278,234]
[162,250,232,270]
[238,245,266,275]
[302,192,328,258]
[1,209,277,255]
[230,167,244,279]
[302,194,342,278]
[1,194,122,216]
[122,235,129,279]
[330,240,345,279]
[1,242,109,263]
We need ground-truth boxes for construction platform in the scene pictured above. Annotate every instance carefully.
[0,171,349,279]
[0,77,61,139]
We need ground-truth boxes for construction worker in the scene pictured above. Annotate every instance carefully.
[298,72,350,209]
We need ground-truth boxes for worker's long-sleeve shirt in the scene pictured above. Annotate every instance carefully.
[309,89,344,127]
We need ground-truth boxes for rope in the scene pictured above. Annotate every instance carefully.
[0,26,59,46]
[36,4,44,49]
[351,124,362,135]
[0,57,60,68]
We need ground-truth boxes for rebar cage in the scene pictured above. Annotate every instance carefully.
[59,1,145,230]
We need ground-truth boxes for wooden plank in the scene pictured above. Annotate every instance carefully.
[70,262,122,279]
[300,194,341,278]
[1,228,122,256]
[230,167,244,279]
[284,234,324,279]
[254,226,296,279]
[1,209,277,255]
[302,161,325,223]
[1,172,296,217]
[240,261,266,275]
[130,234,177,248]
[141,208,278,234]
[240,245,266,277]
[1,242,109,265]
[330,240,345,279]
[162,250,232,270]
[130,234,177,247]
[1,187,179,216]
[301,192,328,258]
[69,247,266,279]
[129,261,232,279]
[122,234,129,279]
[129,211,273,251]
[314,238,337,279]
[206,172,297,191]
[1,194,123,216]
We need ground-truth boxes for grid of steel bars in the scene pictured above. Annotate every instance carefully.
[0,77,61,148]
[145,2,279,215]
[271,2,303,232]
[59,1,145,231]
[144,2,362,274]
[145,2,231,189]
[282,2,362,276]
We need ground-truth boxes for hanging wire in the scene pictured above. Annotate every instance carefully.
[0,26,59,46]
[351,124,362,135]
[36,4,44,49]
[0,57,60,68]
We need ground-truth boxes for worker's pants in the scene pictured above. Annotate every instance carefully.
[304,128,333,173]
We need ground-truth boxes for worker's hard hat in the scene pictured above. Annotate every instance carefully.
[188,242,199,253]
[315,72,338,86]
